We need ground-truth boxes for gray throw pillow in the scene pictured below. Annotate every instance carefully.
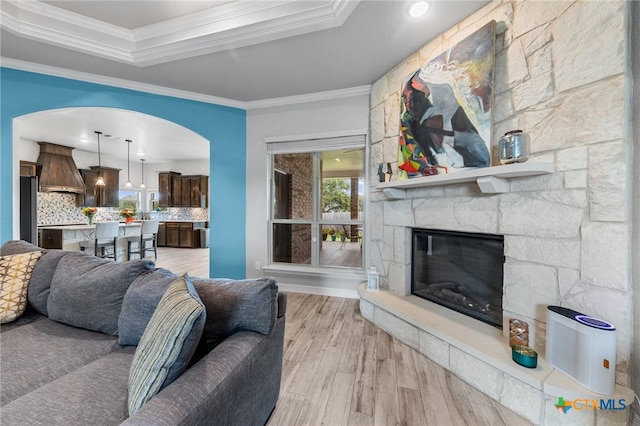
[118,268,177,346]
[47,253,154,335]
[191,277,278,351]
[128,275,205,415]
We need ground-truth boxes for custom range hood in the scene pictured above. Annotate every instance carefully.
[36,142,86,194]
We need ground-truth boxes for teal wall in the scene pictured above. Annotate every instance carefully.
[0,67,247,279]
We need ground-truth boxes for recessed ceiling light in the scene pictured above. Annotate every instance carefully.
[409,1,429,18]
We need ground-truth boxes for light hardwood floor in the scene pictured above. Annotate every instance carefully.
[152,248,532,425]
[268,293,532,426]
[152,247,210,277]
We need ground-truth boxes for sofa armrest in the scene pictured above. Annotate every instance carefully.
[277,291,287,318]
[122,316,285,426]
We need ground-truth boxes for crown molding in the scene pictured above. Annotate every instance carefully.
[0,58,246,109]
[1,58,371,111]
[1,0,360,66]
[245,85,371,110]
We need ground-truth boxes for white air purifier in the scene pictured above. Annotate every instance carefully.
[546,306,616,395]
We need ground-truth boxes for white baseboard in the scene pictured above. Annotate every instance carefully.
[277,283,359,299]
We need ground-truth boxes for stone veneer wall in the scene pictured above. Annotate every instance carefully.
[368,0,633,390]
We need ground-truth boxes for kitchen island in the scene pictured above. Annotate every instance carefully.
[39,222,142,260]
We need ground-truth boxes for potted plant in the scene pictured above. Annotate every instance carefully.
[329,227,336,241]
[337,229,346,242]
[322,228,330,241]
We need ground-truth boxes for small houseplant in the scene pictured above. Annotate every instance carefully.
[81,207,97,225]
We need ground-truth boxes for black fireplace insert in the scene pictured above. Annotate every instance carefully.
[411,228,504,328]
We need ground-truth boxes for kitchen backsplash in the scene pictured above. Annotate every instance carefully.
[37,192,209,226]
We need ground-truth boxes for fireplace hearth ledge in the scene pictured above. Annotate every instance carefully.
[358,284,634,425]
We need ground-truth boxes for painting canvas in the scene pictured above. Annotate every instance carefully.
[398,20,495,177]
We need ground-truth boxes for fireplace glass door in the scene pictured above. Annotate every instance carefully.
[411,228,504,328]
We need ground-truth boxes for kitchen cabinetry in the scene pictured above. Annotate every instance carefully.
[158,172,208,207]
[79,166,120,207]
[159,221,206,248]
[158,172,180,207]
[20,161,37,177]
[165,222,180,247]
[40,229,63,249]
[179,223,193,247]
[157,222,166,246]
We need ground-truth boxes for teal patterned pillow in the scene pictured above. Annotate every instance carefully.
[128,275,205,415]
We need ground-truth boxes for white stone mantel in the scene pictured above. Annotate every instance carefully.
[378,162,555,198]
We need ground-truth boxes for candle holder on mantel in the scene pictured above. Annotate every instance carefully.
[378,163,392,183]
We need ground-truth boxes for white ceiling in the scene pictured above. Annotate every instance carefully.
[2,0,489,161]
[19,108,209,163]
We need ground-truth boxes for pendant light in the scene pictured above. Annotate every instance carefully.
[140,159,146,188]
[124,139,132,188]
[94,131,105,186]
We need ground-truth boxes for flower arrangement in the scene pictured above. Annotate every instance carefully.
[81,207,97,225]
[120,208,137,224]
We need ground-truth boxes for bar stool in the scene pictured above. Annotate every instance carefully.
[79,221,120,261]
[127,220,159,260]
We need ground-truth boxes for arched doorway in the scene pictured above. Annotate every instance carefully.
[13,107,211,275]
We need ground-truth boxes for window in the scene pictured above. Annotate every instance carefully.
[268,135,365,270]
[119,189,141,210]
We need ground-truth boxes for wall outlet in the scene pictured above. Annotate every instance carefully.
[254,261,261,270]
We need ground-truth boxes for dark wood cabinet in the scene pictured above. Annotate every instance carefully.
[179,222,193,247]
[79,166,120,207]
[161,222,205,248]
[20,161,37,177]
[79,169,98,207]
[40,229,63,249]
[165,222,180,247]
[158,172,180,207]
[158,172,208,207]
[157,223,166,247]
[181,178,190,207]
[189,175,208,207]
[171,175,183,207]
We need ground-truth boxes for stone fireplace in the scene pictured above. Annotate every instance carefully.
[362,1,635,424]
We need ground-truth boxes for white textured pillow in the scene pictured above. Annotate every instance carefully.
[128,275,205,415]
[0,251,42,323]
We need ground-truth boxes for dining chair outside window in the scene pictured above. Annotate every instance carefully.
[127,220,159,260]
[79,221,120,261]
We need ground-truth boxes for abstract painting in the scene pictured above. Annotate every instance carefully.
[398,20,495,177]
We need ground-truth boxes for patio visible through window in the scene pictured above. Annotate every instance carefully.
[270,144,364,269]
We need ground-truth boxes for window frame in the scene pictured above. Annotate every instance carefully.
[267,133,367,271]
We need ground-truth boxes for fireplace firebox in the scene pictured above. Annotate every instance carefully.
[411,228,504,328]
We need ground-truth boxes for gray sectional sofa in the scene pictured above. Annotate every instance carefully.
[0,240,286,425]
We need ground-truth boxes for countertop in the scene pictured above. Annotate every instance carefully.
[158,220,208,223]
[39,222,141,230]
